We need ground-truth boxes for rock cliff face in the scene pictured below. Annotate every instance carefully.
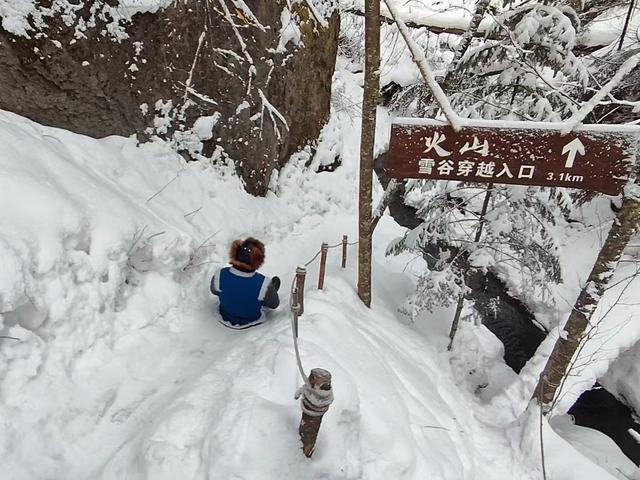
[0,0,339,195]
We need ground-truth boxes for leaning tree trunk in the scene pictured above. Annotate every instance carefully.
[358,0,380,307]
[533,195,640,407]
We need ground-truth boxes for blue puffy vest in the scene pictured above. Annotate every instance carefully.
[214,267,269,326]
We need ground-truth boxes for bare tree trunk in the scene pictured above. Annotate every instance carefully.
[358,0,380,308]
[533,196,640,407]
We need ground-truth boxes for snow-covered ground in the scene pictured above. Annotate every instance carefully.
[1,60,639,480]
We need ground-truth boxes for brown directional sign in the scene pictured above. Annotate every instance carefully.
[387,119,639,195]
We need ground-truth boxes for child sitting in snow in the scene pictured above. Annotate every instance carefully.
[210,238,280,329]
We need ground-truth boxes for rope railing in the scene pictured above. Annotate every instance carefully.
[289,235,358,378]
[288,233,357,457]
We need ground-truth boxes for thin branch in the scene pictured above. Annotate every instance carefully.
[538,387,548,480]
[618,0,637,51]
[371,179,399,233]
[184,206,203,219]
[304,0,328,28]
[218,0,254,65]
[183,28,207,104]
[183,260,222,270]
[561,52,640,133]
[146,231,166,242]
[146,171,183,203]
[443,0,491,91]
[382,0,463,130]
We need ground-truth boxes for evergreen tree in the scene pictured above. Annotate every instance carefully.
[451,1,587,121]
[385,1,587,321]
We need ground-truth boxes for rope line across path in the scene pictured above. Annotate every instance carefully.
[301,240,359,268]
[288,236,358,388]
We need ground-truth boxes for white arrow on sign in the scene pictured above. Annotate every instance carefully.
[561,138,585,168]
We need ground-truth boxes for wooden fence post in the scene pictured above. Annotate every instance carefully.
[298,368,333,458]
[341,235,348,268]
[291,287,300,338]
[296,266,307,316]
[318,243,329,290]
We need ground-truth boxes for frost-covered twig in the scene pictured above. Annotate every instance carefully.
[182,230,221,271]
[448,184,492,349]
[538,384,548,480]
[212,47,244,62]
[460,91,534,120]
[183,260,222,270]
[493,12,583,111]
[127,226,148,254]
[183,29,207,104]
[618,0,637,51]
[383,0,462,130]
[446,0,491,79]
[371,179,399,233]
[146,231,166,242]
[629,429,640,446]
[146,170,183,203]
[184,206,202,218]
[231,0,267,31]
[183,86,220,106]
[194,230,221,255]
[217,0,254,65]
[217,0,256,94]
[304,0,328,28]
[257,89,289,140]
[561,53,640,134]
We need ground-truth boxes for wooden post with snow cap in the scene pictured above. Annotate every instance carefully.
[318,243,329,290]
[297,368,334,458]
[291,287,300,339]
[296,266,307,316]
[341,235,348,268]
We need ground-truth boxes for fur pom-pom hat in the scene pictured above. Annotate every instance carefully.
[230,237,265,271]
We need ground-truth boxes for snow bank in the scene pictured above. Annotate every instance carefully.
[602,339,640,422]
[0,102,358,478]
[0,105,543,479]
[579,5,640,49]
[341,0,496,33]
[0,0,173,38]
[0,36,630,478]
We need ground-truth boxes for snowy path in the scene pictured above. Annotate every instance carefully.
[1,104,622,479]
[73,276,533,480]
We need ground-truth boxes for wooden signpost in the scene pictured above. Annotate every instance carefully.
[387,118,638,193]
[387,117,640,409]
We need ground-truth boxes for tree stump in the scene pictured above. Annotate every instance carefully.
[298,368,333,458]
